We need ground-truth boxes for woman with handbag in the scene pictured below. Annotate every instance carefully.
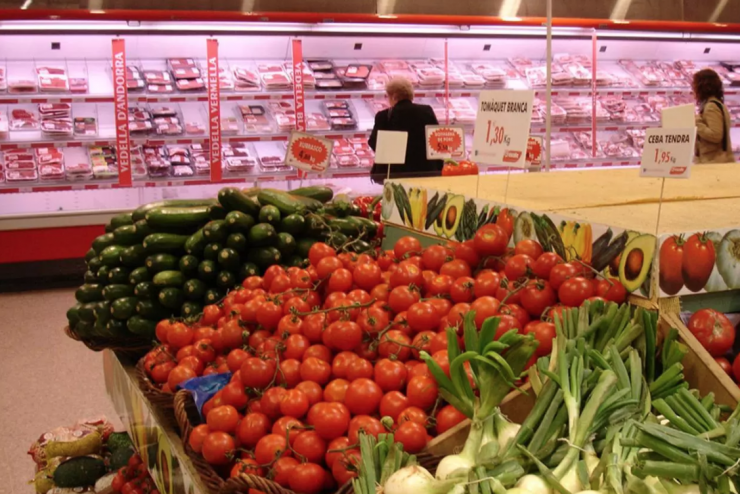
[692,68,735,163]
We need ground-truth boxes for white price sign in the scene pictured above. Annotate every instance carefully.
[472,90,534,167]
[640,127,696,179]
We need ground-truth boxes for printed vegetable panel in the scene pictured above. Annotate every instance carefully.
[382,180,657,298]
[658,229,740,297]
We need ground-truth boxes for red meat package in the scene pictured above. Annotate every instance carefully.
[69,78,88,93]
[144,71,172,84]
[7,160,37,170]
[176,78,206,91]
[10,118,39,131]
[41,119,73,135]
[7,169,38,181]
[39,103,72,117]
[5,151,34,161]
[169,58,196,69]
[39,164,65,180]
[147,84,174,94]
[38,76,68,92]
[37,151,64,165]
[172,67,201,80]
[8,79,37,93]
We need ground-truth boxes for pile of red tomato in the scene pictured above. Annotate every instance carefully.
[111,453,159,494]
[142,219,629,494]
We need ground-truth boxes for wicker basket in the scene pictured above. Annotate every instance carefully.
[135,358,177,426]
[63,325,152,359]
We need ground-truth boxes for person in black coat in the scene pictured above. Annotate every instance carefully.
[368,77,443,183]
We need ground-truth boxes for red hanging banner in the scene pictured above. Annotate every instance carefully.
[292,39,306,132]
[111,38,131,187]
[207,38,222,182]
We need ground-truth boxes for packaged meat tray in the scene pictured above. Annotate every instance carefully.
[39,75,69,92]
[261,72,291,89]
[143,71,172,85]
[324,101,349,110]
[258,63,284,74]
[221,117,239,135]
[5,150,35,162]
[153,117,180,125]
[41,119,73,136]
[330,117,356,130]
[37,150,64,165]
[0,114,8,136]
[185,122,206,135]
[169,58,196,69]
[336,154,360,167]
[379,60,410,72]
[306,113,331,131]
[176,78,206,91]
[148,84,174,94]
[65,161,93,180]
[6,160,37,170]
[8,79,37,94]
[225,157,257,173]
[129,121,153,133]
[316,79,342,90]
[39,163,65,180]
[151,106,178,117]
[155,123,183,135]
[6,169,38,182]
[127,79,145,91]
[0,67,6,92]
[308,60,333,72]
[417,67,445,86]
[172,67,201,80]
[39,103,71,118]
[343,64,372,80]
[172,165,194,177]
[259,155,288,169]
[233,67,260,89]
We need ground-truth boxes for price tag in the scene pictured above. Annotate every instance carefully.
[285,131,333,172]
[526,136,543,167]
[425,125,465,160]
[374,130,408,164]
[640,127,696,179]
[472,90,534,167]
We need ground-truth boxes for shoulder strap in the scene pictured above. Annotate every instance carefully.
[710,100,728,152]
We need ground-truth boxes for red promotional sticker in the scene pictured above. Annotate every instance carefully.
[111,39,131,187]
[290,136,329,170]
[503,150,522,163]
[429,128,462,154]
[526,137,542,166]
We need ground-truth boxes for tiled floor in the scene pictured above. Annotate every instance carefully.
[0,288,119,494]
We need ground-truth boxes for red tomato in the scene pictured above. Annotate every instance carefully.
[449,277,476,304]
[411,331,436,359]
[436,405,467,434]
[388,286,421,314]
[263,265,286,291]
[406,376,438,410]
[358,305,391,334]
[659,235,685,295]
[302,313,327,344]
[515,239,544,259]
[370,283,390,302]
[440,259,473,279]
[308,242,336,267]
[406,302,440,332]
[716,357,732,376]
[346,358,374,381]
[682,233,716,292]
[179,356,204,376]
[202,432,235,465]
[422,245,453,271]
[289,463,326,494]
[272,457,299,487]
[220,381,248,410]
[332,449,360,485]
[167,323,194,349]
[496,208,515,238]
[256,300,283,330]
[348,415,384,442]
[378,330,412,361]
[260,387,288,420]
[167,365,196,391]
[453,240,481,267]
[296,381,323,407]
[254,434,288,465]
[345,378,383,415]
[474,271,502,298]
[447,302,471,329]
[300,357,332,385]
[374,358,408,392]
[325,437,352,470]
[324,378,350,403]
[397,406,428,425]
[353,262,382,291]
[394,421,428,453]
[236,412,271,448]
[331,351,357,379]
[558,277,594,307]
[505,254,535,280]
[523,321,556,357]
[520,281,557,318]
[293,431,327,464]
[394,236,422,260]
[329,321,363,352]
[280,389,310,418]
[379,391,410,421]
[733,354,740,382]
[308,402,351,440]
[390,260,424,288]
[316,255,344,279]
[327,268,353,294]
[188,424,210,453]
[595,278,628,304]
[273,416,303,445]
[240,357,276,389]
[474,224,508,257]
[426,274,454,297]
[304,344,332,362]
[687,309,735,357]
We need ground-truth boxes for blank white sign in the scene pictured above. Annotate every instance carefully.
[374,130,408,164]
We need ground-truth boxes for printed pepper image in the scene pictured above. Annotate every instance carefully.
[558,220,593,263]
[408,188,428,230]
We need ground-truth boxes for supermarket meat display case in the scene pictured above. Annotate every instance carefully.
[3,10,740,277]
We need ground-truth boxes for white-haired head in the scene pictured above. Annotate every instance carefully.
[386,76,414,106]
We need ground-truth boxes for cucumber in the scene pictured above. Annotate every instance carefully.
[103,284,134,301]
[67,304,82,327]
[100,245,125,267]
[184,278,207,301]
[198,260,218,282]
[226,233,247,254]
[120,245,147,267]
[153,270,185,288]
[105,223,115,233]
[295,237,320,258]
[85,248,97,263]
[305,214,330,237]
[217,270,237,289]
[110,213,134,229]
[326,231,348,249]
[259,205,281,226]
[185,229,207,256]
[134,281,158,301]
[53,456,107,488]
[291,185,333,203]
[145,206,211,230]
[108,266,131,285]
[225,211,255,234]
[111,297,138,320]
[349,239,373,253]
[113,225,142,245]
[203,220,229,244]
[276,232,296,256]
[107,318,130,337]
[93,318,111,337]
[203,243,223,261]
[74,320,94,338]
[84,270,97,284]
[218,248,241,272]
[93,301,112,325]
[239,262,260,279]
[136,300,171,320]
[159,287,184,310]
[179,255,200,277]
[208,204,228,220]
[76,284,104,303]
[77,303,97,323]
[247,247,281,269]
[143,233,188,254]
[286,255,306,268]
[87,256,103,272]
[96,266,110,285]
[218,187,260,217]
[204,288,225,305]
[329,216,377,238]
[146,253,179,273]
[181,301,203,319]
[257,189,309,216]
[127,316,157,339]
[247,223,277,247]
[132,199,218,222]
[133,219,153,238]
[290,194,324,211]
[129,266,151,285]
[280,214,306,235]
[92,233,116,254]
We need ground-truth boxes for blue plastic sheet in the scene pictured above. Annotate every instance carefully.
[179,372,232,419]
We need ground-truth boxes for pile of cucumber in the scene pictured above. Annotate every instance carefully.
[66,186,379,343]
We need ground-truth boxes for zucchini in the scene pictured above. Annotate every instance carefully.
[53,456,107,488]
[247,223,277,247]
[113,225,142,245]
[105,223,115,233]
[67,304,82,327]
[87,256,103,272]
[259,205,281,226]
[110,213,134,229]
[181,301,203,319]
[76,284,104,303]
[286,255,306,268]
[329,217,377,237]
[78,303,98,323]
[280,214,306,235]
[291,185,333,203]
[348,239,373,253]
[108,266,131,285]
[185,229,207,256]
[203,288,225,305]
[132,199,218,222]
[96,265,111,284]
[92,233,116,254]
[93,318,111,337]
[74,320,94,338]
[217,270,237,289]
[134,281,158,301]
[226,233,247,254]
[136,300,171,320]
[218,187,260,217]
[158,287,184,310]
[295,237,320,258]
[127,316,157,338]
[129,266,151,285]
[84,270,97,284]
[208,204,228,220]
[143,233,188,254]
[133,219,153,238]
[218,248,241,271]
[326,231,348,249]
[276,232,296,256]
[203,243,223,261]
[145,206,211,230]
[107,318,130,337]
[239,262,260,279]
[305,213,330,237]
[93,301,112,325]
[103,284,134,301]
[153,270,186,288]
[247,246,281,269]
[110,297,138,320]
[145,253,179,273]
[203,220,229,244]
[225,211,255,234]
[120,245,147,267]
[198,260,218,282]
[290,194,323,211]
[85,248,97,263]
[184,278,207,301]
[257,189,309,216]
[179,255,200,277]
[100,245,125,267]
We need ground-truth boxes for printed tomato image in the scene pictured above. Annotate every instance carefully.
[659,235,685,295]
[682,232,716,292]
[687,309,735,357]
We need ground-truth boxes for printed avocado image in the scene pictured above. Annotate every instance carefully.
[513,212,537,243]
[442,194,464,239]
[618,234,655,292]
[608,230,640,277]
[432,195,449,237]
[381,183,394,220]
[157,428,175,494]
